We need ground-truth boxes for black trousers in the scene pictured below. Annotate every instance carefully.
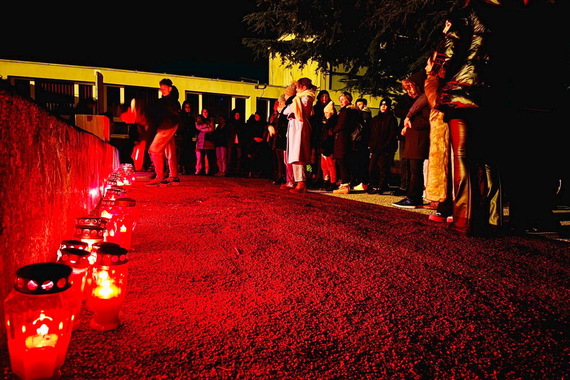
[369,152,392,190]
[406,158,425,205]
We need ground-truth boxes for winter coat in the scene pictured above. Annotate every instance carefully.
[211,123,229,148]
[319,113,337,157]
[274,95,294,151]
[146,91,181,133]
[284,90,315,164]
[195,121,215,150]
[402,93,430,160]
[226,113,245,148]
[368,111,398,155]
[332,104,360,159]
[393,94,416,141]
[430,2,494,113]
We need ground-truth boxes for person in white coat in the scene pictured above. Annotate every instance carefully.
[283,77,317,193]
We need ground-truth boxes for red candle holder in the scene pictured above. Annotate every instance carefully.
[101,198,137,250]
[3,263,75,380]
[103,186,127,200]
[73,224,106,252]
[85,242,123,292]
[115,164,136,186]
[85,244,129,331]
[56,248,93,327]
[57,240,88,262]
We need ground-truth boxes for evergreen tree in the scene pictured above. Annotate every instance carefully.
[243,0,457,96]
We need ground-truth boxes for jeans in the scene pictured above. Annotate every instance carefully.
[148,127,178,179]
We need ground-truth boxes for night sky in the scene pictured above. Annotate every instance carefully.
[1,2,269,83]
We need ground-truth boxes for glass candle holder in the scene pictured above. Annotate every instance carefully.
[3,263,75,380]
[85,244,129,331]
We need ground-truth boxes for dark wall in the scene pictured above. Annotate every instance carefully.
[0,88,119,342]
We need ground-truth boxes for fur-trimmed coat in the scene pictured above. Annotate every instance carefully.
[284,89,315,164]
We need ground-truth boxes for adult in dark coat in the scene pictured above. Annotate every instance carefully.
[367,98,398,194]
[332,92,361,193]
[392,71,430,208]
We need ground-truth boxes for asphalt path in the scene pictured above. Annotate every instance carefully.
[2,174,568,379]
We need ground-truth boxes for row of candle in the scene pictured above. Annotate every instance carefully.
[3,163,139,380]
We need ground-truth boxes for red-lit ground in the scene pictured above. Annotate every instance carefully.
[2,175,569,379]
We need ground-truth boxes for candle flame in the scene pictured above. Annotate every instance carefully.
[93,271,120,299]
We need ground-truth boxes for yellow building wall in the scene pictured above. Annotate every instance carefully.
[1,57,386,115]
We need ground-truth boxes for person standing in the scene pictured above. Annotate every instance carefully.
[332,92,361,194]
[352,98,372,192]
[177,100,196,175]
[424,53,453,223]
[429,0,503,236]
[309,90,332,187]
[283,78,316,193]
[393,84,416,196]
[278,82,297,189]
[226,109,245,176]
[267,98,285,184]
[146,78,181,186]
[367,98,398,195]
[212,115,229,176]
[319,101,338,191]
[194,114,216,175]
[392,71,430,209]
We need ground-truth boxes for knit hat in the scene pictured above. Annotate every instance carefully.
[159,78,173,87]
[323,101,336,115]
[380,98,392,107]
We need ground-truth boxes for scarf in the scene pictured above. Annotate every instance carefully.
[290,89,316,120]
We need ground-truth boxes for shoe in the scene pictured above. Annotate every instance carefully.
[280,183,295,190]
[391,198,417,209]
[290,185,307,193]
[146,177,165,186]
[367,187,381,195]
[353,183,369,192]
[428,212,453,223]
[333,184,350,194]
[161,176,181,186]
[323,182,336,191]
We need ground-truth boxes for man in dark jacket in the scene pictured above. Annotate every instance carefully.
[146,78,181,186]
[392,71,430,209]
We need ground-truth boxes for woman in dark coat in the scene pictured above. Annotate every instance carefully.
[332,92,361,194]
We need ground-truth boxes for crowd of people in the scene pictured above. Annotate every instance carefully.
[122,0,567,238]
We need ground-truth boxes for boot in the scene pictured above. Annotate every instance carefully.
[290,181,307,193]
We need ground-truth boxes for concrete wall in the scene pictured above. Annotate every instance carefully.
[0,85,119,342]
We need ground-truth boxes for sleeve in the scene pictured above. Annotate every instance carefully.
[432,11,471,82]
[406,94,429,119]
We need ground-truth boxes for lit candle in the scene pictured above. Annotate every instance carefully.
[85,245,128,331]
[3,263,75,380]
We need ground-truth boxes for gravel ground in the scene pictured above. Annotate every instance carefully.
[2,174,569,379]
